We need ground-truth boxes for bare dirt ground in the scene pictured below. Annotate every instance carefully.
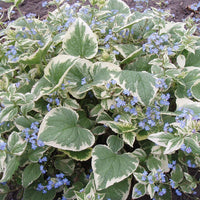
[0,0,200,22]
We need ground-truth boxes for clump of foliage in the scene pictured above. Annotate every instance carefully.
[0,0,200,199]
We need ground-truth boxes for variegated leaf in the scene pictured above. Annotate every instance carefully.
[107,135,124,153]
[8,132,27,156]
[115,70,157,105]
[148,132,175,147]
[92,145,139,190]
[63,18,98,59]
[38,107,95,151]
[164,137,184,154]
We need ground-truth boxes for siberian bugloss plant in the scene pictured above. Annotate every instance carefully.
[0,0,200,199]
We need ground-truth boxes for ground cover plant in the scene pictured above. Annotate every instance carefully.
[0,0,200,199]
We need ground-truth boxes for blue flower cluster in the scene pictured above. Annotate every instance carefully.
[175,108,194,129]
[138,106,160,131]
[190,2,200,11]
[180,143,192,154]
[163,122,173,133]
[142,170,167,197]
[187,160,196,168]
[160,93,170,106]
[168,160,176,170]
[39,156,47,174]
[46,93,60,111]
[143,32,179,55]
[155,78,168,90]
[5,45,19,62]
[141,169,166,184]
[36,173,70,194]
[109,86,139,120]
[22,121,44,150]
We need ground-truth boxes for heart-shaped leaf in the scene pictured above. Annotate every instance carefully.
[116,70,157,105]
[38,107,95,151]
[92,145,139,190]
[63,18,98,59]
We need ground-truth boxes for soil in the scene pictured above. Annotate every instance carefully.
[0,0,200,22]
[0,0,200,200]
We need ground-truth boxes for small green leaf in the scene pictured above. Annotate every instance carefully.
[44,55,77,91]
[64,148,92,161]
[177,55,185,68]
[148,132,175,147]
[102,0,130,15]
[171,164,183,183]
[38,107,95,151]
[92,145,139,190]
[107,135,124,153]
[120,48,143,65]
[99,178,131,200]
[54,158,75,176]
[28,148,46,163]
[191,80,200,101]
[176,98,200,116]
[164,137,184,154]
[0,151,6,172]
[23,187,56,200]
[132,148,147,162]
[147,156,162,171]
[0,106,18,123]
[147,184,155,199]
[122,132,136,147]
[63,18,98,59]
[64,182,84,199]
[0,156,19,183]
[22,163,41,188]
[184,137,200,155]
[8,132,27,156]
[132,183,146,199]
[184,172,194,182]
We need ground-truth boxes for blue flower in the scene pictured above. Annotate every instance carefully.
[175,189,182,196]
[37,140,45,147]
[36,183,44,191]
[130,108,137,115]
[111,79,117,85]
[55,98,60,106]
[169,179,175,188]
[148,175,153,184]
[135,188,142,195]
[40,165,46,174]
[131,96,138,105]
[47,103,51,112]
[180,143,186,151]
[160,93,170,106]
[42,1,48,7]
[123,89,130,96]
[155,78,168,89]
[110,105,115,110]
[0,141,6,150]
[186,147,192,154]
[81,77,87,85]
[114,115,121,122]
[158,188,166,196]
[154,186,159,192]
[62,178,70,186]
